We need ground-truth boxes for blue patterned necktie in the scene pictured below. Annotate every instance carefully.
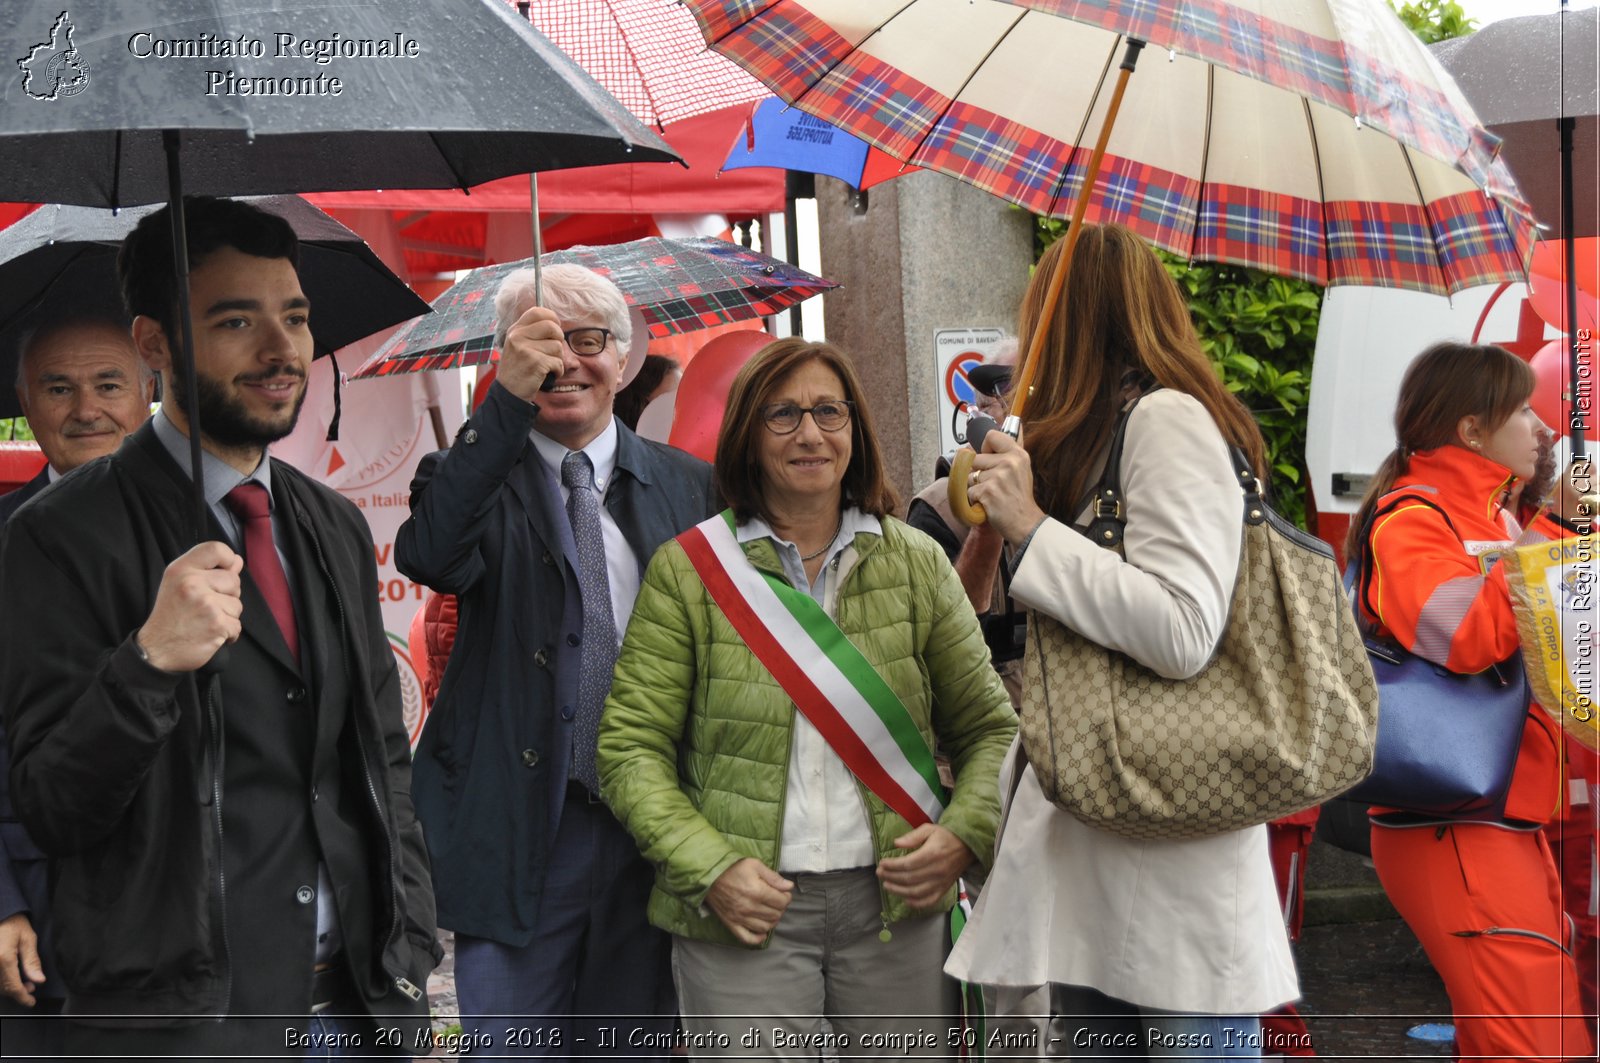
[561,450,617,795]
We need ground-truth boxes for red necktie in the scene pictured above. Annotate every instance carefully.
[223,482,300,665]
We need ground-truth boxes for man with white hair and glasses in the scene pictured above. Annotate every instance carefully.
[397,264,717,1057]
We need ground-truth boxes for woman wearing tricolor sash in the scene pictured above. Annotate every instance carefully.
[598,339,1017,1056]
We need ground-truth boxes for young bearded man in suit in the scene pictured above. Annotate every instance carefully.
[0,197,439,1058]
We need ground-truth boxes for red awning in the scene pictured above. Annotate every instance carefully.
[308,106,780,218]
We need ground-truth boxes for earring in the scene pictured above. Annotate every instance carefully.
[1469,440,1482,448]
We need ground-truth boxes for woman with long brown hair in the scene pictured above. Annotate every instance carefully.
[1346,342,1592,1062]
[945,224,1298,1056]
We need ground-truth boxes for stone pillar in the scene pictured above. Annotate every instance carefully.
[814,171,1032,508]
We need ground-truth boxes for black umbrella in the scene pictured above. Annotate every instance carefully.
[0,195,432,418]
[0,0,678,206]
[0,0,679,534]
[1433,8,1599,454]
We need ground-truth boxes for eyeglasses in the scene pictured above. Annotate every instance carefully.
[760,400,854,435]
[563,328,613,356]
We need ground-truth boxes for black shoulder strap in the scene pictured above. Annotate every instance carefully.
[1354,490,1460,628]
[1071,394,1144,550]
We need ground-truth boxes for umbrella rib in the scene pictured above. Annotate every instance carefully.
[894,8,1030,173]
[1182,62,1217,264]
[1399,144,1448,293]
[428,131,474,191]
[110,131,124,212]
[1042,32,1120,219]
[595,0,666,130]
[1300,98,1334,288]
[788,0,917,114]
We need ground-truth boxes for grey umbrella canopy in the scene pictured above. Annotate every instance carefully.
[0,196,433,419]
[0,0,679,537]
[1433,7,1599,454]
[1432,8,1598,240]
[0,0,679,206]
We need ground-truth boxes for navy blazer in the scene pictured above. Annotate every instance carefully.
[0,469,57,1001]
[396,383,716,946]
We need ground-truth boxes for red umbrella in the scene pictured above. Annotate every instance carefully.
[522,0,768,127]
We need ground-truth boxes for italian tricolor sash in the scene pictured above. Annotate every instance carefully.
[677,511,948,826]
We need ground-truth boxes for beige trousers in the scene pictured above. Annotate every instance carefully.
[673,868,960,1061]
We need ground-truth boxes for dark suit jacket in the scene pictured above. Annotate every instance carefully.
[0,469,59,1003]
[0,426,437,1053]
[397,383,716,946]
[0,468,47,525]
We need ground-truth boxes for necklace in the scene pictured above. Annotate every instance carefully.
[799,514,844,562]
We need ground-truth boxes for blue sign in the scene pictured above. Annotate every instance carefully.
[722,98,872,188]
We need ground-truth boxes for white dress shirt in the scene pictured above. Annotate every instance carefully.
[737,509,882,873]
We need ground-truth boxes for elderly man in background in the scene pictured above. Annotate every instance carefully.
[905,340,1025,706]
[397,264,716,1057]
[1,318,153,519]
[0,317,153,1058]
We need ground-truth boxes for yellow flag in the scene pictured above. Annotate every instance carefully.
[1505,534,1599,752]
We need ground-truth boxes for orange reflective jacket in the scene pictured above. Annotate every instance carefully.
[1362,445,1566,824]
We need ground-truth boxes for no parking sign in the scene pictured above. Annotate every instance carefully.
[935,328,1007,458]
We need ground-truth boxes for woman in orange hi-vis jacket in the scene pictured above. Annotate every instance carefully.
[1348,342,1595,1063]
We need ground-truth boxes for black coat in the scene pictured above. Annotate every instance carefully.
[0,469,59,1003]
[0,425,439,1053]
[397,383,716,945]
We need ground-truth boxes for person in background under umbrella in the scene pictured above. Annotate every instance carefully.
[614,354,682,432]
[906,339,1026,707]
[0,315,154,1058]
[3,318,155,518]
[397,264,716,1058]
[1349,343,1594,1063]
[0,196,440,1057]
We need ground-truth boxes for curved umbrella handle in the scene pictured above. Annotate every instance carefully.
[948,448,987,526]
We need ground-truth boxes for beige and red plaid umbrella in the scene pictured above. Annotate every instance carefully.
[686,0,1535,295]
[687,0,1539,524]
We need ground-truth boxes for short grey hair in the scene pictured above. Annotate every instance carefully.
[492,263,631,352]
[15,317,152,401]
[989,334,1019,367]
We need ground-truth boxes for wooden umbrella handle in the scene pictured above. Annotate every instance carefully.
[950,38,1146,527]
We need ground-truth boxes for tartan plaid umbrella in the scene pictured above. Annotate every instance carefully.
[684,0,1537,296]
[352,236,836,379]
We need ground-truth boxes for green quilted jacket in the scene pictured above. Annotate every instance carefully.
[597,514,1017,948]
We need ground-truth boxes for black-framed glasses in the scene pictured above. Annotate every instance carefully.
[760,400,854,435]
[563,328,613,356]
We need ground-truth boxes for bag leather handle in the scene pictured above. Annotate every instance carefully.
[1071,389,1268,551]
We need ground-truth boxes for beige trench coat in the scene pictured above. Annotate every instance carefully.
[944,390,1300,1014]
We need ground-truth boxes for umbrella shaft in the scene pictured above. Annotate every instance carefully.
[1010,38,1145,423]
[1561,116,1585,459]
[163,131,209,543]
